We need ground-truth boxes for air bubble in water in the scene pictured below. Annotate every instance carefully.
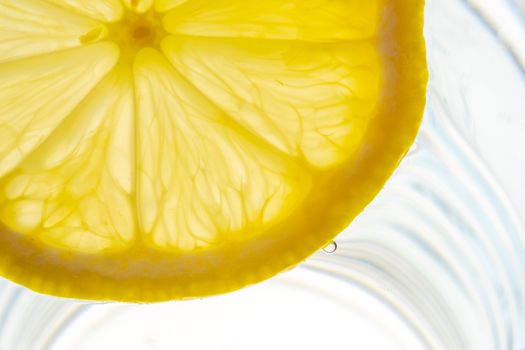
[322,241,337,254]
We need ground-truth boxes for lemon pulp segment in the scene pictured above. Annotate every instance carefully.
[0,0,427,301]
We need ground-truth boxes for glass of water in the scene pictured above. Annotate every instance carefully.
[1,0,525,349]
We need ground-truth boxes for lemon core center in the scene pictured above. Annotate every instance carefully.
[109,11,166,61]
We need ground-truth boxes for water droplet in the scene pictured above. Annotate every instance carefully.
[322,241,337,254]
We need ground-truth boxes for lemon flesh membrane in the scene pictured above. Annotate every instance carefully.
[0,0,427,301]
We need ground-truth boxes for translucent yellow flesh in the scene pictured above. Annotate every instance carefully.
[0,0,107,62]
[0,0,427,301]
[161,37,380,167]
[0,67,134,253]
[122,0,153,13]
[154,0,188,13]
[134,49,309,250]
[45,0,124,22]
[0,43,118,177]
[162,0,379,41]
[0,0,379,253]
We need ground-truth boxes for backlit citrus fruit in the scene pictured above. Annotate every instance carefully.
[0,0,427,302]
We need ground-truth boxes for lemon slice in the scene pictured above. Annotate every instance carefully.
[0,0,427,301]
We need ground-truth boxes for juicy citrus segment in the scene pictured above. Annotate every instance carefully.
[0,0,107,63]
[122,0,153,14]
[161,36,381,167]
[154,0,189,13]
[45,0,124,22]
[134,48,309,250]
[0,43,118,178]
[0,0,427,302]
[162,0,379,41]
[0,67,135,253]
